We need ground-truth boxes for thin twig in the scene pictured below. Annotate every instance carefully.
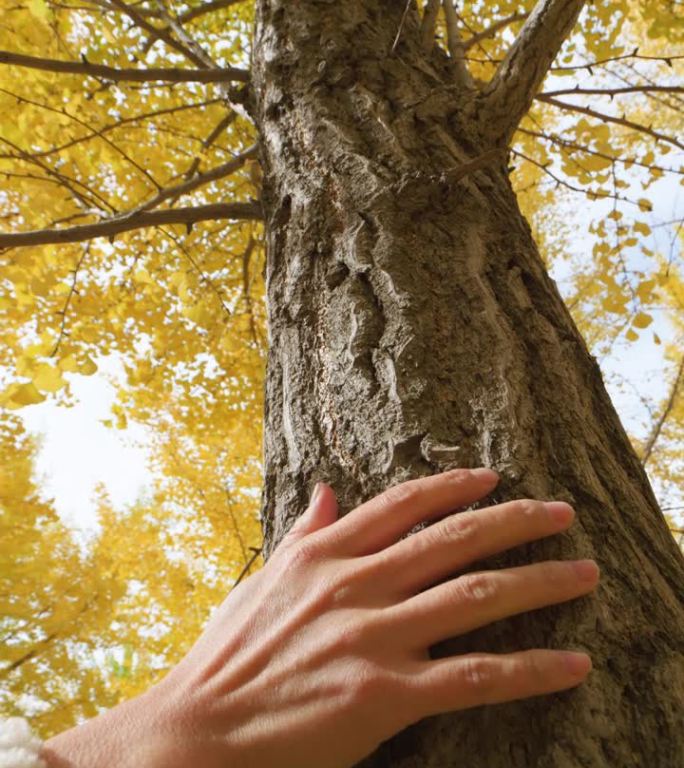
[517,126,684,177]
[178,111,237,187]
[231,547,262,590]
[542,85,684,98]
[641,355,684,466]
[537,95,684,152]
[0,86,161,191]
[551,50,684,72]
[124,144,257,216]
[391,0,413,54]
[0,96,221,160]
[511,148,648,208]
[160,226,233,320]
[179,0,245,24]
[52,244,90,356]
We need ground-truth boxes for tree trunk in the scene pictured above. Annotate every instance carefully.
[251,2,684,765]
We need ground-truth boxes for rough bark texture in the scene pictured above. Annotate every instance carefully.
[251,1,684,765]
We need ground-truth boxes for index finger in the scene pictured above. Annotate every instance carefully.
[326,468,499,556]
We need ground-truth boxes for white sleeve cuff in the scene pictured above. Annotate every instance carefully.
[0,718,46,768]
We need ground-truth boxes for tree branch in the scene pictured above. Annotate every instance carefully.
[541,85,684,97]
[151,2,219,70]
[129,144,257,215]
[1,135,114,212]
[480,0,586,144]
[0,96,222,159]
[128,0,252,121]
[517,126,684,177]
[179,0,245,25]
[0,49,248,83]
[443,1,473,88]
[107,0,208,68]
[231,547,262,591]
[52,244,90,356]
[241,235,263,348]
[420,0,440,53]
[0,86,161,191]
[641,355,684,466]
[551,50,684,72]
[536,95,684,151]
[160,227,233,320]
[0,203,262,249]
[0,634,57,678]
[511,148,645,208]
[175,111,238,193]
[463,12,528,50]
[391,0,413,54]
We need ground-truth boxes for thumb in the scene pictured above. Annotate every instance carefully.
[286,482,339,542]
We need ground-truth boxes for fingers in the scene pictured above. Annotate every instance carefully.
[326,468,499,556]
[406,649,592,718]
[279,482,339,547]
[374,498,576,597]
[382,559,600,649]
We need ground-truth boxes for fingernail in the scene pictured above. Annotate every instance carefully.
[562,651,592,677]
[310,482,324,506]
[572,559,599,582]
[470,467,499,482]
[544,501,575,526]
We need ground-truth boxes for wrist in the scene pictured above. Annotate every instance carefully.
[41,686,178,768]
[41,675,235,768]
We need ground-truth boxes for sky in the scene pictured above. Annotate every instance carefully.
[20,356,153,532]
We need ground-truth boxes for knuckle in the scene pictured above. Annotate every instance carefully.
[445,468,474,486]
[286,539,320,570]
[380,479,421,510]
[515,499,546,519]
[439,511,479,546]
[460,657,494,692]
[455,572,496,605]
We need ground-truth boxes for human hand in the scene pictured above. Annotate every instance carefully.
[42,469,599,768]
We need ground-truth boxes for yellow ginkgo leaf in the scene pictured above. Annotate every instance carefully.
[27,0,49,21]
[10,382,47,406]
[33,364,67,393]
[632,312,653,329]
[59,355,81,373]
[80,356,98,376]
[636,280,656,301]
[134,269,154,285]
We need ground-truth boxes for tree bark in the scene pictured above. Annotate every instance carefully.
[251,1,684,765]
